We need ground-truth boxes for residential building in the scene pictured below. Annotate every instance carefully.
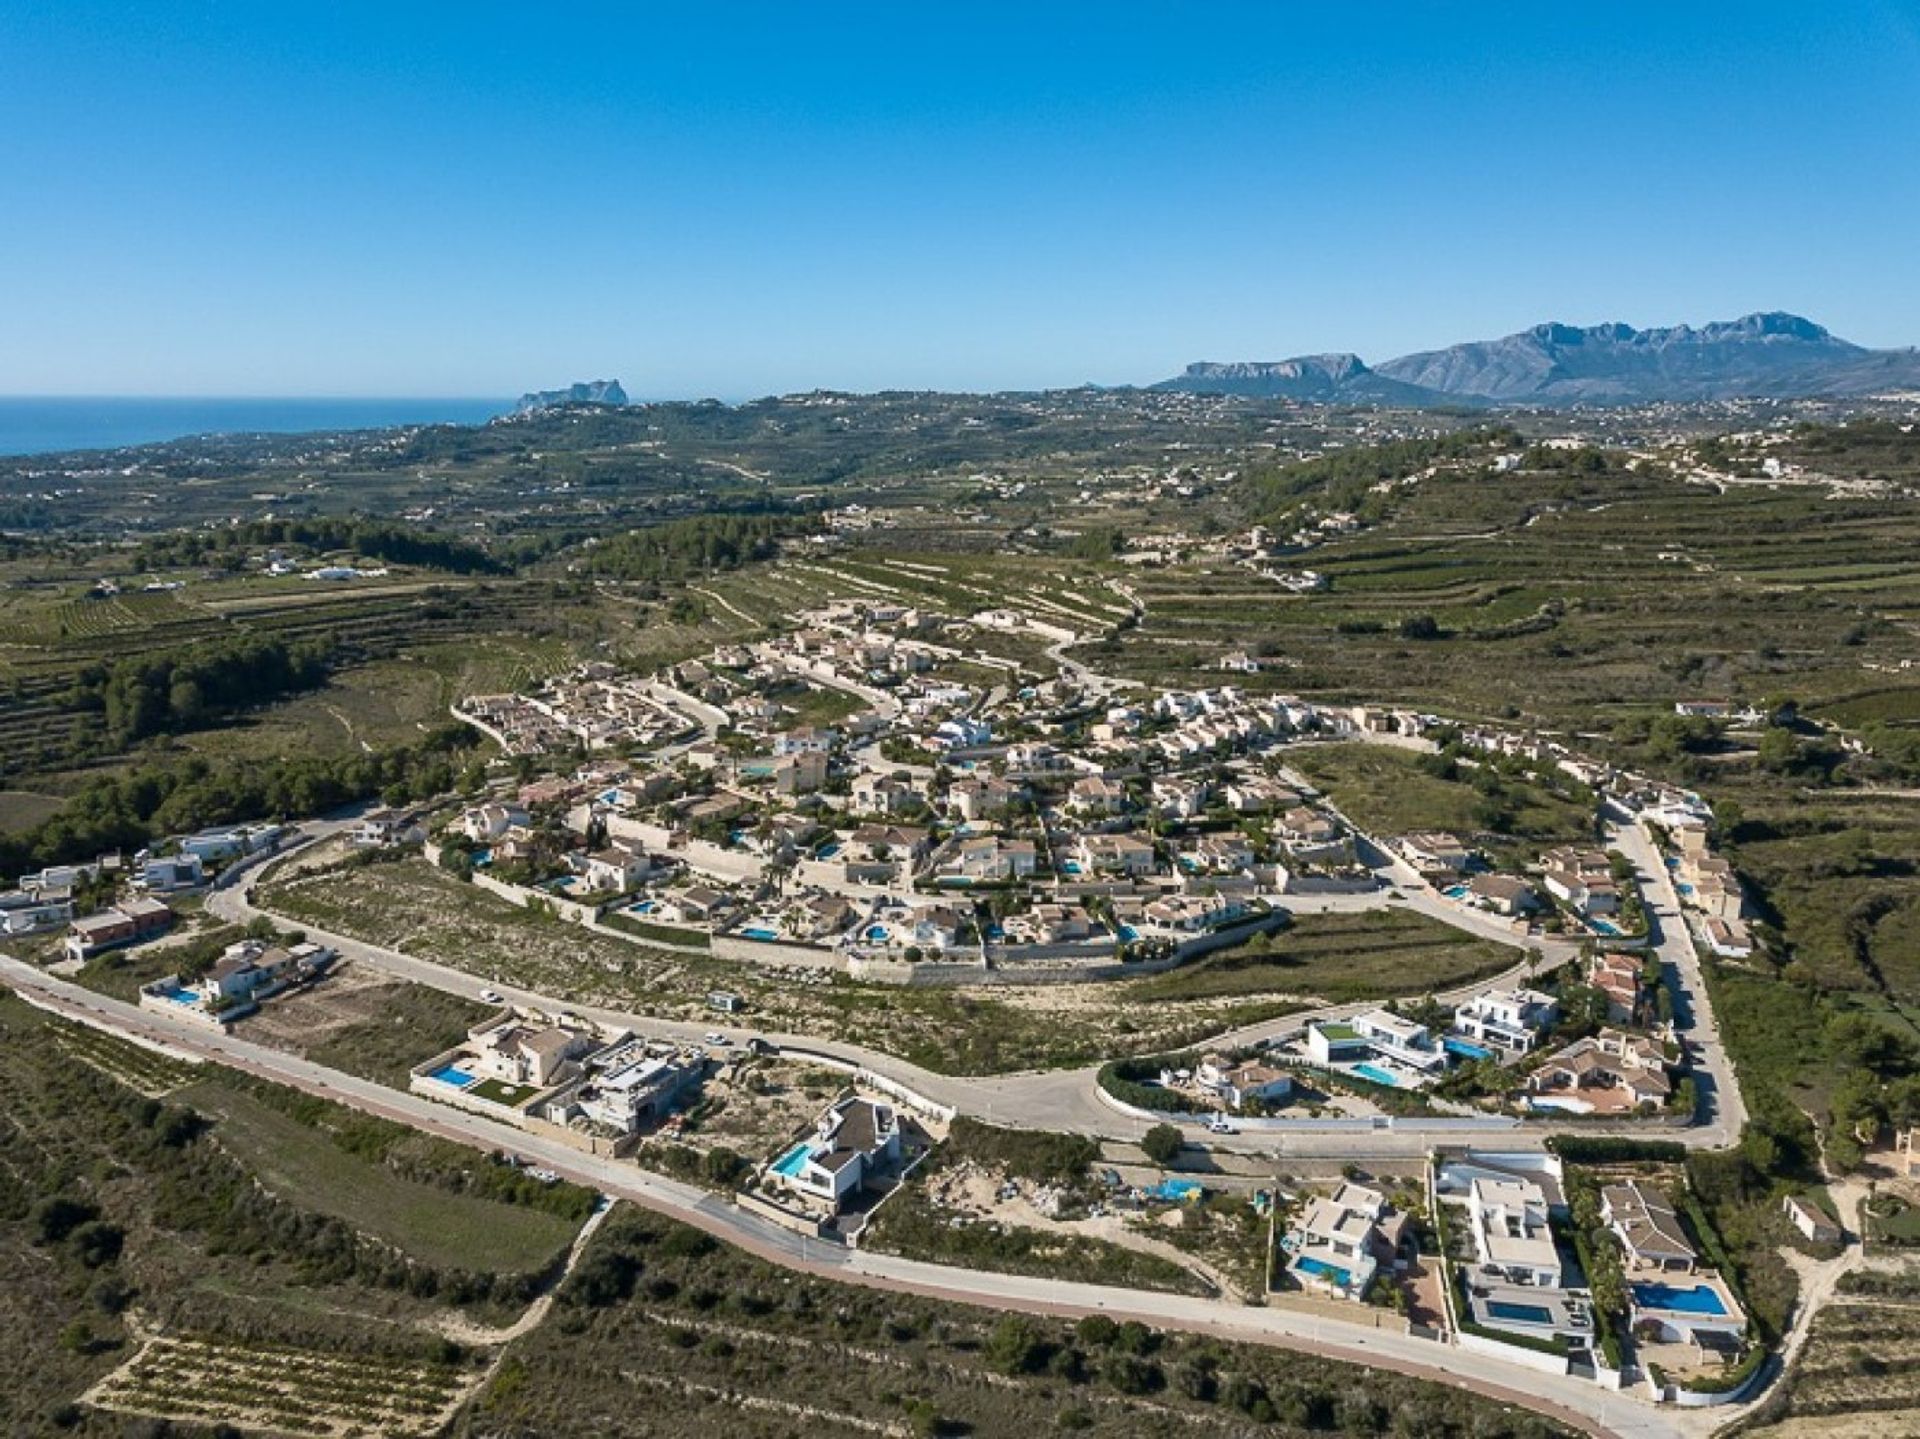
[1196,1053,1294,1111]
[1782,1195,1841,1245]
[1601,1182,1696,1273]
[1528,1029,1672,1110]
[1394,831,1474,873]
[65,896,174,962]
[467,1015,595,1088]
[1067,776,1128,816]
[765,1096,902,1210]
[1452,988,1559,1056]
[944,835,1037,882]
[1468,1177,1562,1287]
[1073,832,1156,877]
[454,802,531,843]
[1466,873,1539,916]
[1284,1182,1407,1300]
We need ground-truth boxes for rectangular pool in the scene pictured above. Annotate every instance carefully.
[1444,1038,1494,1061]
[1294,1256,1352,1287]
[1352,1062,1399,1088]
[770,1141,813,1179]
[1632,1283,1728,1316]
[1487,1300,1554,1325]
[741,926,780,941]
[427,1063,477,1089]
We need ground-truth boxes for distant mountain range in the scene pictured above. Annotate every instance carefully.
[512,379,628,414]
[1155,312,1920,406]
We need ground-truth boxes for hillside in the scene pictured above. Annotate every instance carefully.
[1161,312,1920,405]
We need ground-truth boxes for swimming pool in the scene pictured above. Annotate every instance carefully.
[1487,1300,1554,1325]
[1118,924,1139,941]
[865,925,889,942]
[1293,1256,1352,1287]
[152,981,202,1006]
[1632,1283,1728,1316]
[428,1063,477,1089]
[1444,1037,1494,1060]
[1588,918,1624,936]
[817,842,841,859]
[770,1141,813,1179]
[1353,1062,1400,1088]
[741,926,780,941]
[629,899,658,914]
[1059,860,1083,874]
[1443,884,1470,900]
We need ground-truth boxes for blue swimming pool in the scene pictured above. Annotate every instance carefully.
[1632,1283,1728,1316]
[741,926,780,941]
[1443,884,1470,900]
[1353,1062,1400,1088]
[1059,860,1082,874]
[1445,1037,1494,1061]
[865,925,889,942]
[153,981,201,1006]
[817,842,841,858]
[1487,1300,1554,1324]
[428,1063,476,1088]
[1294,1256,1352,1286]
[629,899,658,914]
[1589,918,1624,936]
[1148,1178,1202,1203]
[771,1141,813,1178]
[1118,924,1139,941]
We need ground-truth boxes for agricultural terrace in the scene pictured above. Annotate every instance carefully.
[86,1331,476,1439]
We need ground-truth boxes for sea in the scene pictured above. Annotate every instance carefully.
[0,396,510,457]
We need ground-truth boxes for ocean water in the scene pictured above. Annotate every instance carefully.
[0,396,509,457]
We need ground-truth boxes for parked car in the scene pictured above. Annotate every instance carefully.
[479,988,503,1004]
[704,1031,731,1046]
[1205,1116,1238,1135]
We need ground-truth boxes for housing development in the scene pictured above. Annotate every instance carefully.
[11,538,1905,1439]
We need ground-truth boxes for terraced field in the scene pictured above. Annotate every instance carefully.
[1746,1296,1920,1436]
[87,1330,474,1438]
[1106,471,1920,730]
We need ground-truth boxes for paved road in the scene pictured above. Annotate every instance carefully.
[1605,809,1749,1139]
[0,954,1687,1439]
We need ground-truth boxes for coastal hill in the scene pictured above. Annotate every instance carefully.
[511,379,629,415]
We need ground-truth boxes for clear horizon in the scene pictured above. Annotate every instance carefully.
[4,2,1919,396]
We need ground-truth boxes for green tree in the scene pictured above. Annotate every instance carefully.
[1140,1123,1184,1166]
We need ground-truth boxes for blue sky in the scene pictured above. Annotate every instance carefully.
[3,2,1918,397]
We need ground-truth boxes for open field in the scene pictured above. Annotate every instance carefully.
[1288,742,1596,862]
[182,1080,584,1274]
[1126,909,1516,1006]
[243,963,498,1086]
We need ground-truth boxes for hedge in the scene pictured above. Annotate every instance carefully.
[1097,1055,1208,1115]
[1545,1136,1687,1164]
